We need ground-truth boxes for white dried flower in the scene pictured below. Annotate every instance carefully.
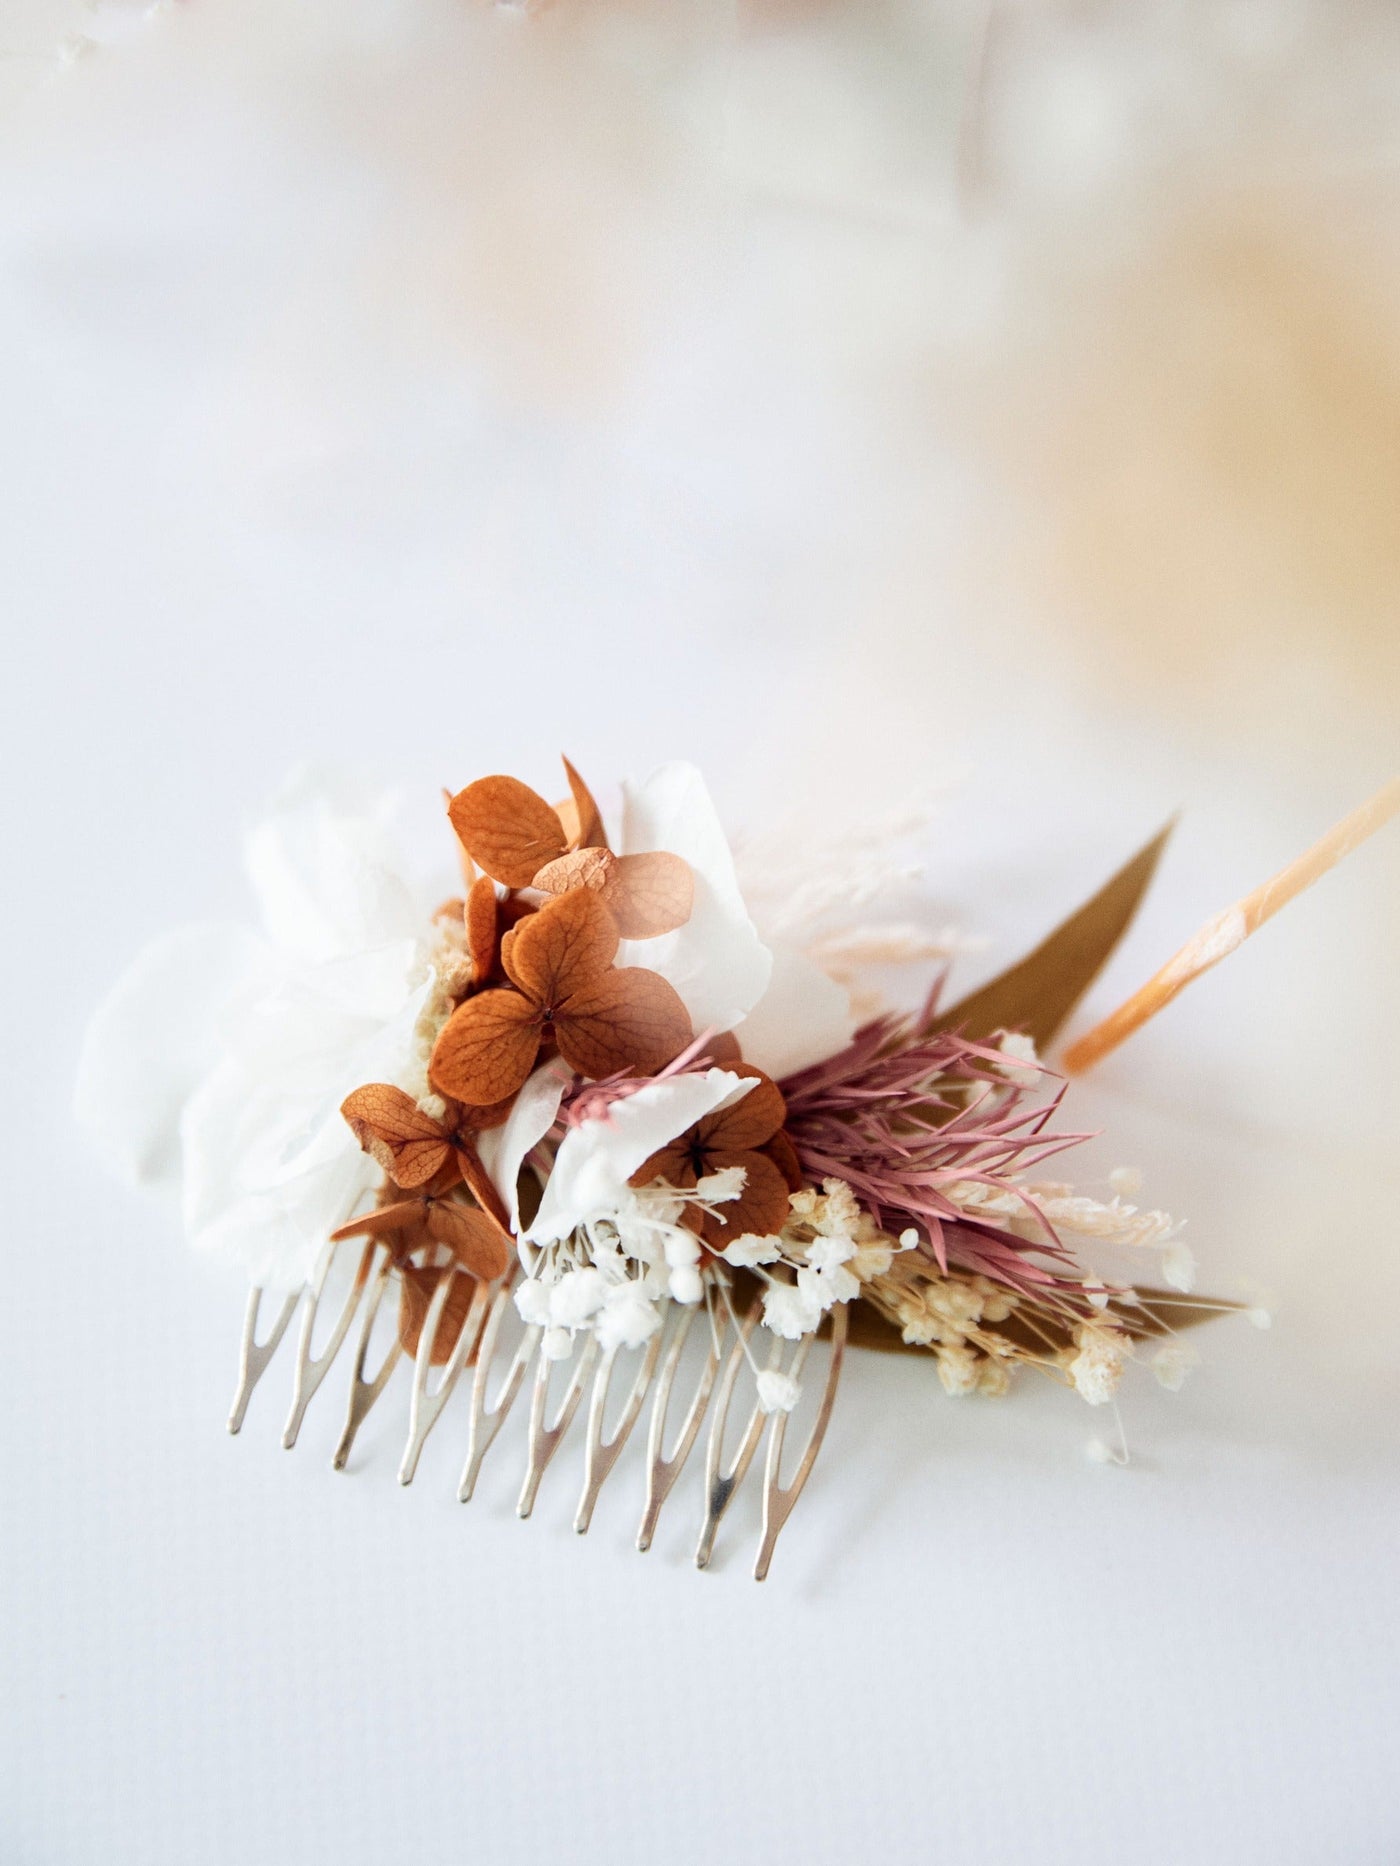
[1068,1326,1129,1405]
[755,1369,802,1414]
[936,1344,981,1397]
[668,1263,704,1304]
[541,1327,573,1362]
[1162,1240,1197,1293]
[514,1278,553,1328]
[595,1284,663,1353]
[761,1280,823,1340]
[1109,1165,1143,1196]
[549,1267,607,1329]
[695,1164,746,1203]
[996,1031,1041,1085]
[1151,1342,1201,1390]
[721,1233,783,1267]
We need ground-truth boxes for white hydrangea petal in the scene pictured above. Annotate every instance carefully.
[733,942,856,1080]
[73,922,276,1189]
[617,761,772,1034]
[527,1068,754,1246]
[245,767,424,964]
[476,1058,572,1235]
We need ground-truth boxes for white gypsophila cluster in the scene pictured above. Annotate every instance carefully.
[515,1170,747,1362]
[720,1177,917,1342]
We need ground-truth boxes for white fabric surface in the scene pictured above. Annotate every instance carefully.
[2,8,1398,1865]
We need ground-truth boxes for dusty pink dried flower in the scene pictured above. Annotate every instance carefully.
[780,1012,1092,1297]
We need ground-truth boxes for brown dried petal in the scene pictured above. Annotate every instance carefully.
[448,776,568,889]
[764,1128,805,1195]
[398,1266,479,1365]
[503,887,617,1005]
[430,989,541,1106]
[533,846,615,897]
[556,966,693,1080]
[603,852,694,939]
[339,1084,451,1187]
[700,1070,786,1152]
[628,1141,694,1191]
[425,1199,512,1281]
[700,1149,792,1244]
[704,1030,744,1065]
[561,755,608,850]
[465,876,499,984]
[329,1199,428,1246]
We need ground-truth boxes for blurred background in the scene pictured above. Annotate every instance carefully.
[1,4,1397,1863]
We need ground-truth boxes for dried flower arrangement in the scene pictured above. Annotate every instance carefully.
[76,762,1397,1576]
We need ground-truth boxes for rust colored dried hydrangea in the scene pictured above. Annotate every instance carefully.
[429,888,692,1107]
[630,1066,802,1246]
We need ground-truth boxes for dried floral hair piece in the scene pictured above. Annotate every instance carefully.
[75,758,1394,1577]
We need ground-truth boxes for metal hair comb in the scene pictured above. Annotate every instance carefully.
[229,1243,848,1580]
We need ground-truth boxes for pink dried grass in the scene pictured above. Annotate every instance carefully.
[780,1013,1093,1296]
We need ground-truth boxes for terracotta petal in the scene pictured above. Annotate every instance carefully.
[452,1134,515,1236]
[533,847,614,897]
[398,1266,479,1365]
[426,1200,512,1281]
[704,1030,743,1066]
[700,1069,786,1151]
[341,1082,444,1143]
[700,1149,792,1244]
[465,876,499,984]
[627,1142,696,1191]
[602,852,695,939]
[430,989,541,1106]
[503,887,618,1005]
[764,1127,806,1195]
[556,966,693,1080]
[448,776,568,889]
[561,756,609,850]
[329,1198,428,1245]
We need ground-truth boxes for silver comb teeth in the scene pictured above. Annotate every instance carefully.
[227,1242,847,1579]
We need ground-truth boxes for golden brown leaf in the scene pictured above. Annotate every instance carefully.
[503,887,618,1005]
[556,965,693,1079]
[430,989,541,1105]
[448,776,568,889]
[927,821,1174,1049]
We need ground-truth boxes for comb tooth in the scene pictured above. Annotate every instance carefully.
[458,1289,538,1503]
[635,1303,723,1554]
[752,1303,848,1582]
[227,1285,301,1435]
[282,1241,373,1450]
[397,1272,494,1487]
[517,1333,599,1520]
[330,1250,402,1471]
[573,1314,668,1536]
[694,1299,769,1571]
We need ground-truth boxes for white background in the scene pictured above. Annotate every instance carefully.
[2,5,1398,1864]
